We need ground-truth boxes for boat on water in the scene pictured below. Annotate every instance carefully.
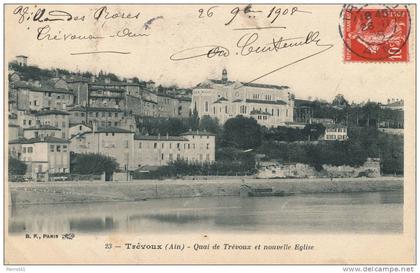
[240,184,294,197]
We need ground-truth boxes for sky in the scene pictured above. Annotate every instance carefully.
[5,4,415,104]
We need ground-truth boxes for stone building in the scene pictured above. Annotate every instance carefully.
[35,110,70,139]
[9,136,70,179]
[67,106,136,131]
[133,130,216,168]
[13,80,74,111]
[192,69,294,127]
[322,124,348,141]
[69,126,136,171]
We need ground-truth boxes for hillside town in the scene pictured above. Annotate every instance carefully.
[7,56,404,182]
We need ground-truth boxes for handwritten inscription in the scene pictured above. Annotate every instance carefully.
[170,29,333,85]
[12,5,155,42]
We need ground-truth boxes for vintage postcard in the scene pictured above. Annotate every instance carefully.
[3,3,416,265]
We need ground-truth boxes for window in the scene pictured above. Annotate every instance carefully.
[206,143,209,149]
[23,120,26,125]
[169,143,172,149]
[56,145,61,152]
[109,113,112,117]
[114,122,118,126]
[50,145,54,152]
[112,133,115,136]
[139,142,142,149]
[106,133,109,136]
[177,154,180,160]
[115,113,118,117]
[34,100,37,106]
[205,101,209,112]
[28,120,32,125]
[177,143,180,149]
[57,96,60,99]
[169,154,173,161]
[161,154,164,160]
[154,143,157,149]
[81,113,85,117]
[162,143,164,148]
[62,145,67,152]
[23,147,26,153]
[79,125,82,130]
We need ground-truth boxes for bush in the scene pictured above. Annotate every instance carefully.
[70,153,118,177]
[8,156,27,175]
[222,116,262,149]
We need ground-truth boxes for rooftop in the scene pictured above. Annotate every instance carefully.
[325,124,347,129]
[35,110,70,116]
[9,136,69,144]
[13,81,73,94]
[245,99,287,105]
[24,125,61,131]
[94,126,134,134]
[180,130,216,136]
[68,106,123,112]
[134,135,188,141]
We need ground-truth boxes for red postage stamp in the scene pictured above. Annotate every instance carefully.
[340,6,410,62]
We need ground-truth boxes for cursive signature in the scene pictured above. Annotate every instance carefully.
[170,30,333,87]
[170,45,230,61]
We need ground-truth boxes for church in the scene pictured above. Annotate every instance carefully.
[191,69,295,127]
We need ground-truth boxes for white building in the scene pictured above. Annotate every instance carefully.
[133,131,216,168]
[192,69,294,127]
[9,136,70,179]
[323,124,348,141]
[69,126,136,171]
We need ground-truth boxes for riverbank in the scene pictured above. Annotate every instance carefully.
[8,176,403,206]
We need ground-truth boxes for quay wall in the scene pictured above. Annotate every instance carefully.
[8,177,403,206]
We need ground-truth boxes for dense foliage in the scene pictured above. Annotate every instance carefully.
[257,127,403,174]
[133,158,256,179]
[70,153,119,176]
[222,115,262,149]
[262,124,325,142]
[8,156,27,175]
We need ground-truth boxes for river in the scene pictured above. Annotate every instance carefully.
[8,190,403,234]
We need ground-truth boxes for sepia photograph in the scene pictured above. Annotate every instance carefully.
[3,3,416,266]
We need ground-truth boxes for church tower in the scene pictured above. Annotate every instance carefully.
[222,68,228,82]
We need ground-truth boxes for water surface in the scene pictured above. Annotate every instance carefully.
[8,190,403,234]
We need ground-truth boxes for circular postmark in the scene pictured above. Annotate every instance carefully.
[338,4,411,62]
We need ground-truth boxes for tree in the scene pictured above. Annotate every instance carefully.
[302,123,325,141]
[70,153,119,177]
[188,105,200,131]
[332,94,349,108]
[8,156,27,175]
[199,115,220,134]
[222,116,262,149]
